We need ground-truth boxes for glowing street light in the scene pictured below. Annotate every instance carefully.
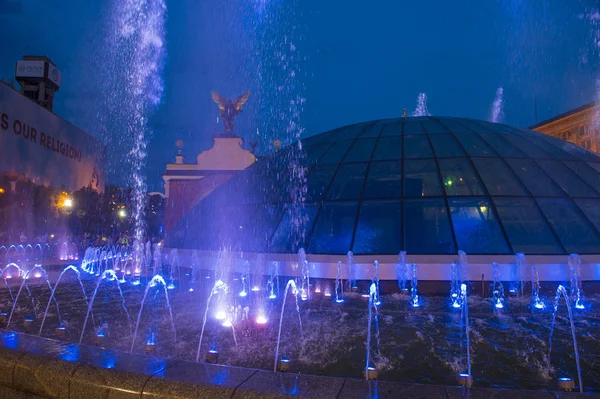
[63,198,73,208]
[118,209,127,218]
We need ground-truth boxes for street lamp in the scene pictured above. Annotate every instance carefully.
[118,209,127,218]
[63,198,73,208]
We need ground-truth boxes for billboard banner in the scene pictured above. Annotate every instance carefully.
[0,82,106,192]
[47,63,62,87]
[15,60,45,78]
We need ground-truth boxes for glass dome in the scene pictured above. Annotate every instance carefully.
[171,116,600,255]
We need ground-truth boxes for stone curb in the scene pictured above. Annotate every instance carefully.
[0,329,596,399]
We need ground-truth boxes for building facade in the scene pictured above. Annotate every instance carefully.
[530,101,600,153]
[162,136,256,233]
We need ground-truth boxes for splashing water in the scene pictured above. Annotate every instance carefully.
[273,279,303,372]
[347,251,356,290]
[298,248,309,301]
[492,262,505,309]
[531,264,545,310]
[548,285,583,393]
[412,93,430,116]
[568,254,584,309]
[113,0,167,246]
[39,265,89,335]
[80,270,132,344]
[7,265,58,329]
[365,282,381,378]
[195,280,234,362]
[410,263,419,308]
[371,261,381,306]
[450,262,461,308]
[335,261,344,304]
[268,261,279,299]
[397,251,407,291]
[130,275,176,353]
[490,87,505,123]
[460,284,472,381]
[513,253,526,296]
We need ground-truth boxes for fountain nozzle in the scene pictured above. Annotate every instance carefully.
[277,357,291,372]
[365,367,378,380]
[205,349,219,364]
[557,377,574,391]
[457,372,472,387]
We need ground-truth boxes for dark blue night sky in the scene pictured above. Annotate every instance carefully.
[1,0,599,190]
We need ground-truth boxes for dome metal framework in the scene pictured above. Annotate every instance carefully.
[172,117,600,256]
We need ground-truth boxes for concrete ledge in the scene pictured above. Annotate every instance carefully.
[0,329,597,399]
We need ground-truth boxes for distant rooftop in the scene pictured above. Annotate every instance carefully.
[530,101,598,129]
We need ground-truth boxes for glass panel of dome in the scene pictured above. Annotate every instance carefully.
[404,135,433,158]
[308,201,359,254]
[342,139,377,163]
[380,123,402,137]
[536,198,600,253]
[505,158,565,197]
[502,135,553,159]
[535,159,599,197]
[478,134,527,158]
[438,158,485,196]
[563,161,600,193]
[472,158,528,196]
[428,134,465,157]
[588,163,600,173]
[454,133,497,157]
[574,199,600,235]
[327,163,369,200]
[403,120,425,135]
[372,136,402,161]
[328,123,367,141]
[524,136,578,160]
[303,142,334,165]
[360,122,385,138]
[560,142,599,163]
[363,161,402,199]
[421,119,449,134]
[305,165,337,201]
[353,200,401,254]
[448,197,510,254]
[245,204,287,252]
[438,119,473,133]
[270,204,319,253]
[403,159,442,196]
[457,119,496,134]
[318,140,353,164]
[404,198,455,254]
[493,197,564,254]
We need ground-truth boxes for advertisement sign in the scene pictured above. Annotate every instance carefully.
[47,63,62,88]
[0,82,106,192]
[15,60,45,78]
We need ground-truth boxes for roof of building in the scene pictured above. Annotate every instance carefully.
[530,101,598,129]
[171,116,600,256]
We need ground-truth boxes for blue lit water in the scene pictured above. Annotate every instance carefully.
[0,271,598,392]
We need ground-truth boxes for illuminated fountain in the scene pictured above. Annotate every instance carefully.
[80,270,132,345]
[274,279,302,372]
[334,261,344,304]
[490,87,505,123]
[457,283,472,387]
[371,260,381,306]
[513,253,526,296]
[364,283,380,380]
[548,285,583,393]
[195,280,235,363]
[130,275,176,354]
[569,254,584,309]
[450,262,461,308]
[298,248,309,301]
[7,265,58,330]
[397,251,407,292]
[491,262,505,309]
[531,264,545,310]
[346,251,357,290]
[410,263,419,308]
[38,265,89,337]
